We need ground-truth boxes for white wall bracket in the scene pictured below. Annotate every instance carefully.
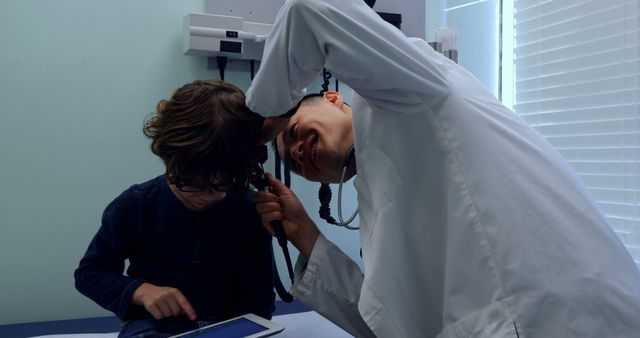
[183,12,272,60]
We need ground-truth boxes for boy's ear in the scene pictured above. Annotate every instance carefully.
[258,117,289,145]
[323,91,344,109]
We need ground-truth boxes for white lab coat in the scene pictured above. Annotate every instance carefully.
[246,0,640,337]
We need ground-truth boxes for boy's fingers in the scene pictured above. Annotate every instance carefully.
[148,305,163,320]
[167,298,181,316]
[176,294,197,321]
[156,302,171,318]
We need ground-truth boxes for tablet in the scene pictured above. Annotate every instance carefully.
[169,313,285,338]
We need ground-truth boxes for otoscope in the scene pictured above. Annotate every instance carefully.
[248,145,294,302]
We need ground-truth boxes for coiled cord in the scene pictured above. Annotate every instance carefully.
[318,68,340,225]
[318,183,338,225]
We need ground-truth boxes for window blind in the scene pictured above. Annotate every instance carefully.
[513,0,640,269]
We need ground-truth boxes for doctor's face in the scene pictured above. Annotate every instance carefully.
[276,92,354,183]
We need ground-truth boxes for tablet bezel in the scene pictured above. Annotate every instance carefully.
[169,313,285,338]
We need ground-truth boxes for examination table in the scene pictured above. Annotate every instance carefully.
[0,300,352,338]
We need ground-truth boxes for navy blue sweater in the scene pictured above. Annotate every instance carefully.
[74,175,275,322]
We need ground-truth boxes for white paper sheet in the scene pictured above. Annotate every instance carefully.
[29,311,353,338]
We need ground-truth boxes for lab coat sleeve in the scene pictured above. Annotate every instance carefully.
[246,0,451,116]
[290,234,376,338]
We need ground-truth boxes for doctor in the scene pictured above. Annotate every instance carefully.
[247,0,640,337]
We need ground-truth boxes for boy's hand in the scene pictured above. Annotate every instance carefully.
[132,282,197,320]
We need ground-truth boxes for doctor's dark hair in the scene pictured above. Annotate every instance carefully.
[144,79,264,188]
[270,93,325,155]
[279,93,324,118]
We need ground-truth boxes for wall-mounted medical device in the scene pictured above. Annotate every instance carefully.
[183,13,272,60]
[184,0,418,65]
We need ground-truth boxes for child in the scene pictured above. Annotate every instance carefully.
[75,80,274,338]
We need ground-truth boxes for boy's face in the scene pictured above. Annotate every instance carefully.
[275,95,354,183]
[169,183,227,212]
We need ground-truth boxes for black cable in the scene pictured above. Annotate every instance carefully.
[249,67,293,303]
[272,144,294,302]
[217,56,228,81]
[321,68,332,93]
[273,142,291,190]
[271,243,294,303]
[318,68,339,225]
[284,163,291,188]
[275,144,281,182]
[272,219,294,285]
[250,59,255,80]
[319,183,338,225]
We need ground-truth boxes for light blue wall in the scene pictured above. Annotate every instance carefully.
[426,0,500,97]
[0,0,363,326]
[0,0,217,325]
[445,0,500,96]
[426,0,446,42]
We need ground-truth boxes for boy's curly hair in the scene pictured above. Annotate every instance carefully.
[144,80,264,188]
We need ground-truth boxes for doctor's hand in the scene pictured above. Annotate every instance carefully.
[253,173,320,260]
[132,282,197,321]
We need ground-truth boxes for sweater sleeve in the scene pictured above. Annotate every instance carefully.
[246,0,450,116]
[74,190,144,320]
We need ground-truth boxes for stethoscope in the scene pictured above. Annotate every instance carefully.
[319,145,359,230]
[337,146,359,229]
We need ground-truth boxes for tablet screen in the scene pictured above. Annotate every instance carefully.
[180,318,268,338]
